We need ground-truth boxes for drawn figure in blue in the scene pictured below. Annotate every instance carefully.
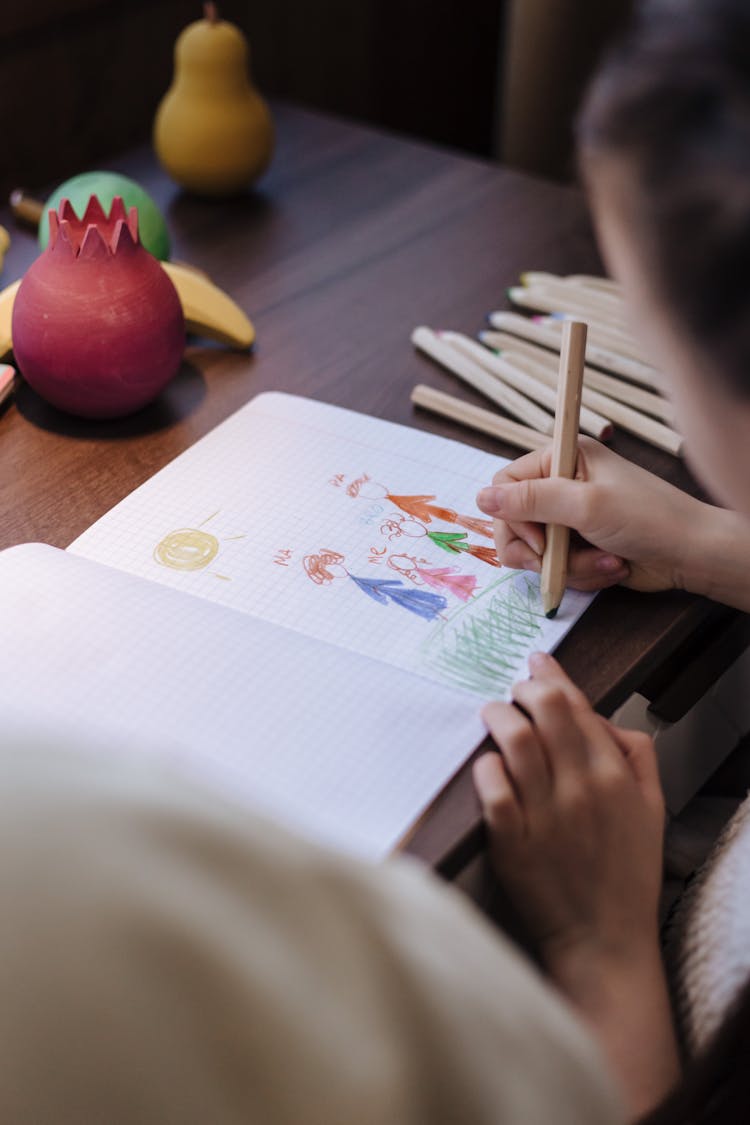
[302,549,447,621]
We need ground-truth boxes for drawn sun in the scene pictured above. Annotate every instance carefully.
[153,510,245,581]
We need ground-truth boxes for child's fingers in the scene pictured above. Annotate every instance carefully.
[564,573,630,593]
[566,546,629,584]
[477,477,592,534]
[523,655,631,778]
[500,535,542,572]
[525,653,590,710]
[511,677,589,775]
[605,724,663,797]
[482,701,553,813]
[473,751,525,842]
[497,537,628,587]
[477,453,551,560]
[486,509,545,563]
[490,448,553,489]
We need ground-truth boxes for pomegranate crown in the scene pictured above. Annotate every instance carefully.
[47,195,141,260]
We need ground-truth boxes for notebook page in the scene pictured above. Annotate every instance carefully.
[70,393,594,698]
[0,543,486,860]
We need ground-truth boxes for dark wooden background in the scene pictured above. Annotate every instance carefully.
[0,0,502,195]
[1,0,635,196]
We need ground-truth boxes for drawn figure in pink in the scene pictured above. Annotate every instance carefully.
[302,548,447,621]
[387,553,478,602]
[346,475,493,538]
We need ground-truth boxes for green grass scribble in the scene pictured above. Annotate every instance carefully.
[421,570,546,696]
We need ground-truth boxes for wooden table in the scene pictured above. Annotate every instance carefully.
[0,104,742,880]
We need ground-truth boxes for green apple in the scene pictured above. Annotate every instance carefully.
[39,171,171,260]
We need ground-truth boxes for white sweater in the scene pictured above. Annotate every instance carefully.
[0,723,623,1125]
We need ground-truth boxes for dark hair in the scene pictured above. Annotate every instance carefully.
[577,0,750,395]
[640,975,750,1125]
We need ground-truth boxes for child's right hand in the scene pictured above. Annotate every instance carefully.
[476,438,714,595]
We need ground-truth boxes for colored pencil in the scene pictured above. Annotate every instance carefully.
[478,330,675,423]
[566,274,623,296]
[519,274,624,318]
[9,190,44,229]
[542,321,587,618]
[441,331,612,441]
[509,284,630,336]
[484,347,682,454]
[411,326,555,434]
[537,312,643,363]
[487,311,662,389]
[410,384,549,452]
[521,272,623,299]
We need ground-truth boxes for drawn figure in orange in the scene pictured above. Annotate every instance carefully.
[303,549,347,585]
[345,473,493,538]
[388,553,478,602]
[346,473,380,498]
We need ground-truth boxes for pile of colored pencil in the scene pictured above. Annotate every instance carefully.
[410,272,683,457]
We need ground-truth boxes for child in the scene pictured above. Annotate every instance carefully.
[475,1,750,1120]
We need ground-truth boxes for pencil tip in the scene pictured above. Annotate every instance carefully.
[545,607,558,620]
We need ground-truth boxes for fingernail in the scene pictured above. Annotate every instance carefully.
[520,554,541,572]
[528,652,550,671]
[595,554,624,573]
[477,486,505,514]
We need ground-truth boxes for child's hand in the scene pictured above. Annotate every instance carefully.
[476,438,711,594]
[474,652,665,976]
[474,653,680,1117]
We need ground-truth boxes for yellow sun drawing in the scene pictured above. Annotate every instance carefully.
[153,511,245,580]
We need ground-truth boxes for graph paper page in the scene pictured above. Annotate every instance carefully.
[70,393,594,698]
[0,544,486,860]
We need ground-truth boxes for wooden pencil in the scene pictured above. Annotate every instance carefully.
[542,321,587,618]
[411,325,555,435]
[480,346,682,455]
[441,331,613,441]
[503,348,677,428]
[520,274,625,318]
[478,330,675,423]
[521,271,623,299]
[487,311,662,389]
[509,284,630,336]
[536,312,644,363]
[9,190,44,228]
[410,384,549,452]
[566,274,623,296]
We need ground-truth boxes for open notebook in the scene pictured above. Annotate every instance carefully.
[0,393,593,859]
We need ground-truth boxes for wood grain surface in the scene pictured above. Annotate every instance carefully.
[0,104,732,873]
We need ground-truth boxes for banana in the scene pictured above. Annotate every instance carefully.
[0,225,10,273]
[0,261,254,359]
[0,280,19,359]
[162,260,255,349]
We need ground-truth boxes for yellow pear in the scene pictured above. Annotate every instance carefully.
[154,4,274,196]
